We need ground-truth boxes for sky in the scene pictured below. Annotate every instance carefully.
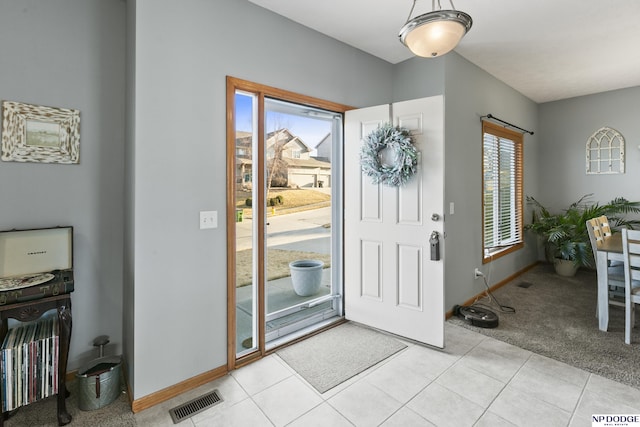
[235,93,332,148]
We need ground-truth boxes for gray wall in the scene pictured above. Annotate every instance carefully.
[129,0,393,399]
[390,53,540,310]
[124,0,137,394]
[538,86,640,211]
[0,0,126,369]
[442,53,539,310]
[7,0,638,403]
[392,56,445,102]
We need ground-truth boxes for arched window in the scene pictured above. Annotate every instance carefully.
[586,127,625,174]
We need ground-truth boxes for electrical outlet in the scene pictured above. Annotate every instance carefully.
[474,268,483,279]
[199,211,218,229]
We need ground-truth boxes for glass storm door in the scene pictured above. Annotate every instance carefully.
[229,81,344,364]
[262,98,343,347]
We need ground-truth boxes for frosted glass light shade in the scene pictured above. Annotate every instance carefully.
[399,10,472,58]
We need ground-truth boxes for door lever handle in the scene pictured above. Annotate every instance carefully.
[429,231,441,261]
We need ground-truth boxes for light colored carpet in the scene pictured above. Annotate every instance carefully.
[277,322,407,393]
[449,262,640,389]
[5,377,134,426]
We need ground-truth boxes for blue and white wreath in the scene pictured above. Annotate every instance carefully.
[360,123,418,187]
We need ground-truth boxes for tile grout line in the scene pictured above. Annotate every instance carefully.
[284,339,426,426]
[227,360,290,427]
[219,373,275,426]
[452,336,535,426]
[390,331,497,426]
[567,373,592,427]
[467,337,533,426]
[247,394,277,427]
[247,355,342,426]
[519,354,591,417]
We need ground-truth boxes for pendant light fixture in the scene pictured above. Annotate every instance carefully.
[399,0,472,58]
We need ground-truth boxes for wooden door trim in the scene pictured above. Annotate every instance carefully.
[226,76,353,370]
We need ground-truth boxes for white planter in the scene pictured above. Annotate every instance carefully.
[554,259,579,277]
[289,259,324,296]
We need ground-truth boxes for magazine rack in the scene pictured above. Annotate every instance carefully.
[0,294,72,426]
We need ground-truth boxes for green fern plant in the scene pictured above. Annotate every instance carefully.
[525,194,640,267]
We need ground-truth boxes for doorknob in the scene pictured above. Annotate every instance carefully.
[431,213,440,221]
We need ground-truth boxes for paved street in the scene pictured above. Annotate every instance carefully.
[235,206,331,253]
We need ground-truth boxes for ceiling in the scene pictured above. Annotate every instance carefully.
[249,0,640,103]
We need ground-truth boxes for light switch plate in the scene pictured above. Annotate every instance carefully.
[200,211,217,229]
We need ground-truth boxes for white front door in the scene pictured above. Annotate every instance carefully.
[344,96,445,348]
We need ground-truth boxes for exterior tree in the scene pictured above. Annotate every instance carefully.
[266,129,289,190]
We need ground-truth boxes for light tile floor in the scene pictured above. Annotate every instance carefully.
[133,322,640,427]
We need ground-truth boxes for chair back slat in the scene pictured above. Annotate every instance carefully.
[629,257,640,281]
[597,216,612,236]
[587,218,601,253]
[622,229,640,281]
[588,215,612,249]
[621,228,640,345]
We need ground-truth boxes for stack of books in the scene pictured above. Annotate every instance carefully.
[1,315,59,412]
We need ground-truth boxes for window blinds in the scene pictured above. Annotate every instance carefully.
[482,122,523,255]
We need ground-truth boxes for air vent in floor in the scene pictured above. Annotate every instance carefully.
[517,281,533,288]
[169,389,223,424]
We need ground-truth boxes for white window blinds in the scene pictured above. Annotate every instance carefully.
[482,121,524,260]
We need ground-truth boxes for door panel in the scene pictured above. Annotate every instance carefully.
[397,244,422,309]
[361,240,382,299]
[345,97,444,348]
[360,121,385,222]
[398,176,421,224]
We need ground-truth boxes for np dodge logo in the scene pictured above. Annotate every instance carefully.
[27,250,47,255]
[592,414,640,426]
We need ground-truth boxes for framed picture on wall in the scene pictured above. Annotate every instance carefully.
[1,100,80,164]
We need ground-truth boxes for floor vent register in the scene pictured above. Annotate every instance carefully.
[169,389,223,424]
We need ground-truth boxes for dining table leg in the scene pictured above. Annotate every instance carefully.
[596,251,609,331]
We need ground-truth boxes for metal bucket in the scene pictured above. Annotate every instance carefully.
[76,355,122,411]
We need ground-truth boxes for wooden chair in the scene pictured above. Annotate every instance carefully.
[586,216,625,309]
[587,216,619,265]
[588,215,613,245]
[621,228,640,344]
